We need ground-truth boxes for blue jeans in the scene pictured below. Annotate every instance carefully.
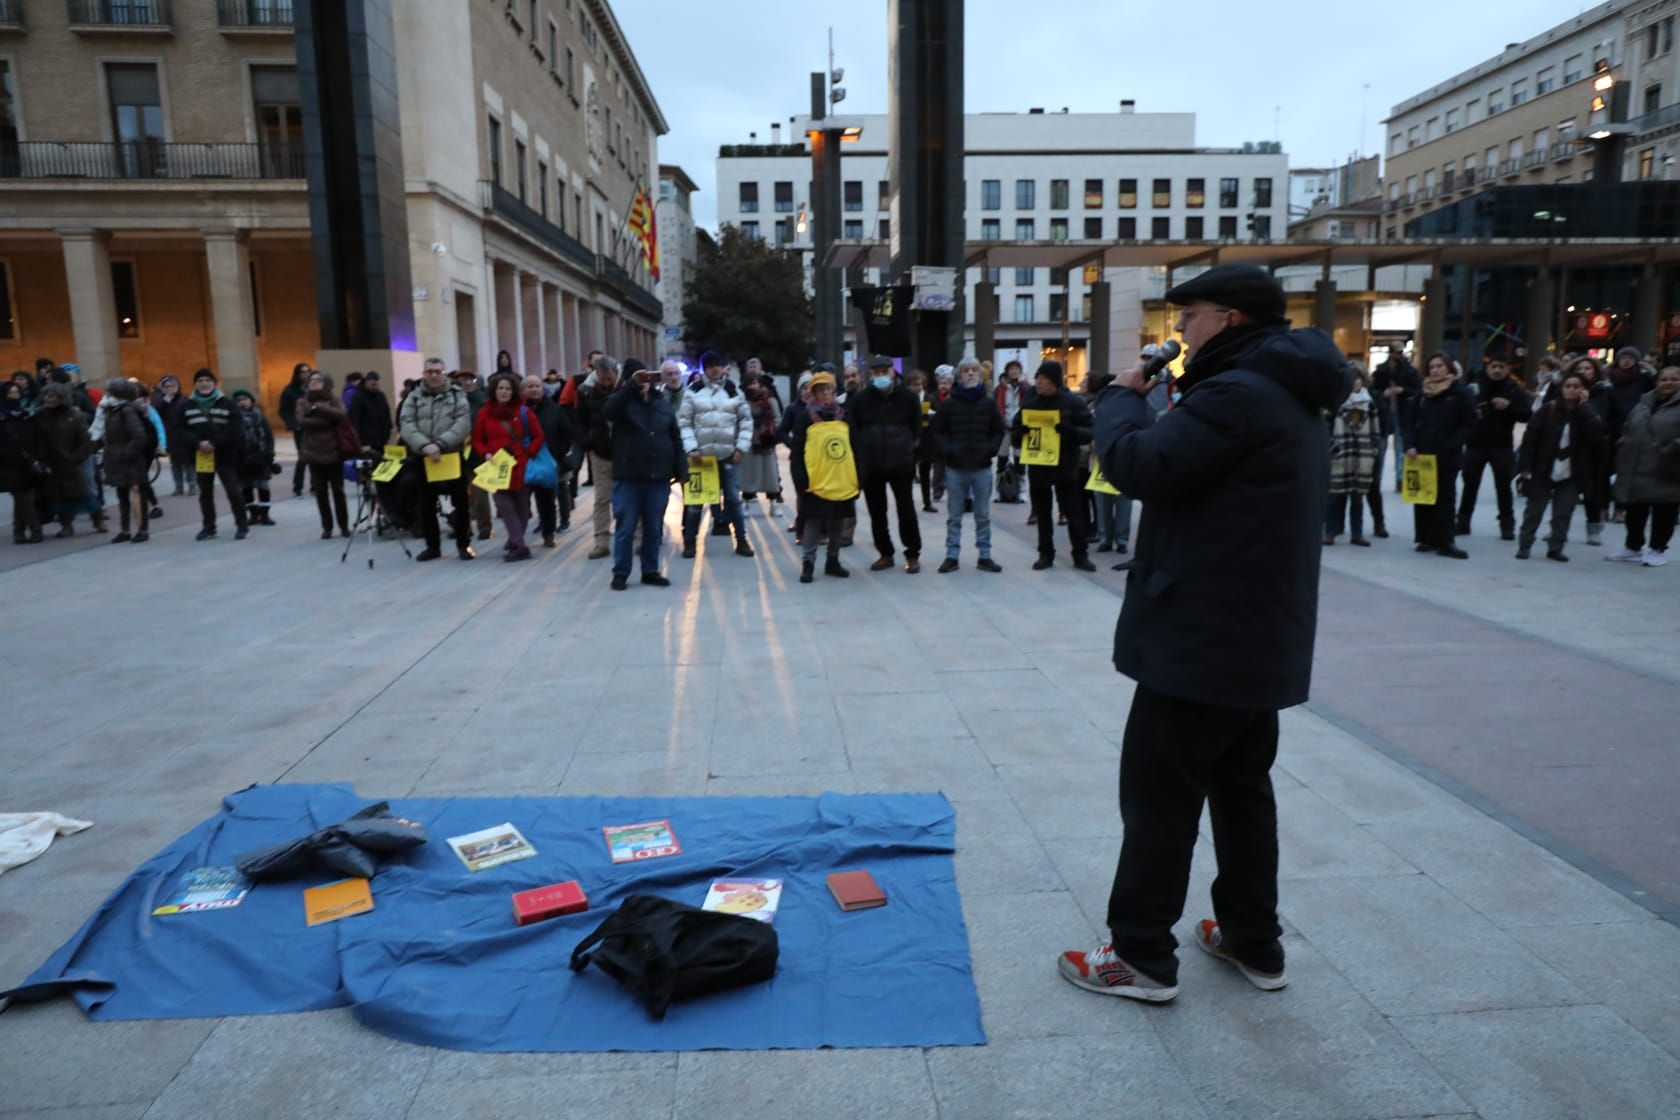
[943,466,993,559]
[1093,492,1132,548]
[682,456,745,542]
[612,480,669,576]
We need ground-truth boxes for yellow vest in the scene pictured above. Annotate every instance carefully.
[804,420,859,501]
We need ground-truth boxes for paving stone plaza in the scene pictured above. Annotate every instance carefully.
[1,477,1677,1120]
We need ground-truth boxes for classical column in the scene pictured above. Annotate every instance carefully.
[1525,265,1556,378]
[480,257,499,372]
[59,229,121,378]
[543,284,563,375]
[522,273,543,375]
[204,230,260,396]
[493,263,517,371]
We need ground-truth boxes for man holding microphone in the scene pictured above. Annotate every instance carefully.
[1058,265,1349,1003]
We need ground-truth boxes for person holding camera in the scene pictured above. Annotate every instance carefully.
[399,357,474,562]
[602,357,687,590]
[1064,265,1349,1004]
[295,370,351,540]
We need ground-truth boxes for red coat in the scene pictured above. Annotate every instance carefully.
[471,402,544,489]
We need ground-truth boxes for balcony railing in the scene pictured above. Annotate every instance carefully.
[0,141,303,180]
[0,0,23,27]
[480,179,596,270]
[1627,101,1680,136]
[217,0,292,28]
[68,0,172,27]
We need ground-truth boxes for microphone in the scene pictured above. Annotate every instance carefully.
[1142,339,1181,381]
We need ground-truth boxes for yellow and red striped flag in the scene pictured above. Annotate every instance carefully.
[627,185,660,282]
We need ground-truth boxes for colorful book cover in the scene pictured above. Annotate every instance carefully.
[702,878,783,925]
[303,878,374,927]
[447,823,538,872]
[151,866,251,915]
[602,819,682,864]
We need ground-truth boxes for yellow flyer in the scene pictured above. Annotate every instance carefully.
[1020,409,1061,467]
[472,449,517,493]
[304,878,374,927]
[1401,454,1439,506]
[194,448,216,473]
[423,451,461,483]
[683,455,721,506]
[370,445,406,484]
[1086,461,1121,495]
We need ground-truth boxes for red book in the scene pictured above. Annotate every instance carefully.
[827,870,887,912]
[512,880,588,926]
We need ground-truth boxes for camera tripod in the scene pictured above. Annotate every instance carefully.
[340,459,412,568]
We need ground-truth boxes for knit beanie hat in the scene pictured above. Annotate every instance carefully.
[1035,359,1064,387]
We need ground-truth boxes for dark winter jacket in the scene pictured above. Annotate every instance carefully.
[1518,399,1606,501]
[848,383,921,477]
[1094,322,1351,711]
[601,380,688,485]
[349,387,393,452]
[278,377,306,434]
[1012,386,1093,480]
[932,388,1006,470]
[33,399,94,504]
[179,391,245,464]
[524,394,574,475]
[152,380,194,460]
[295,390,347,466]
[1369,354,1419,438]
[1613,389,1680,505]
[1605,366,1656,446]
[236,407,277,485]
[0,400,45,492]
[575,382,618,460]
[1400,383,1477,468]
[101,400,153,488]
[1465,375,1532,449]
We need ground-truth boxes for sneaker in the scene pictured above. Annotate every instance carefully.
[938,557,960,573]
[1644,548,1669,568]
[1604,547,1643,562]
[1056,942,1178,1003]
[588,544,611,560]
[641,572,671,586]
[610,574,628,590]
[976,557,1002,573]
[234,526,250,540]
[195,528,216,541]
[1194,920,1287,991]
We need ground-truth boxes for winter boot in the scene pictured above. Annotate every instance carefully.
[800,559,815,584]
[91,510,108,534]
[55,517,74,538]
[1586,522,1604,546]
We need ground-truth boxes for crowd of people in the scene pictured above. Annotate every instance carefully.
[5,337,1676,578]
[1331,344,1679,566]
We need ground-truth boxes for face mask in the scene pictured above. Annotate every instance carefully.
[871,376,892,391]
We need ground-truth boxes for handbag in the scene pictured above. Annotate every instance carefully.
[516,407,559,488]
[569,893,779,1020]
[336,418,362,461]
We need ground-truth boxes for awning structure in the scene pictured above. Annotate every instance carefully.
[823,238,1680,274]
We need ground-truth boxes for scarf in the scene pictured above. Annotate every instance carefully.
[1422,368,1455,398]
[1339,387,1373,429]
[191,389,221,411]
[811,401,844,423]
[955,382,985,401]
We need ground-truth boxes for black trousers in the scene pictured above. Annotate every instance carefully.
[290,432,306,493]
[1029,474,1089,558]
[861,468,921,559]
[1458,445,1516,532]
[197,462,248,530]
[308,462,349,532]
[1411,458,1459,550]
[1624,501,1678,552]
[1107,684,1283,985]
[419,474,470,551]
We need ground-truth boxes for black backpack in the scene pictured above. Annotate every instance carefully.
[570,893,779,1020]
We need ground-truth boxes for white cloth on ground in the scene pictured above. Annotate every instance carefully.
[0,812,94,878]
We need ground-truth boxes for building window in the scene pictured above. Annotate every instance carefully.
[1151,178,1171,207]
[1487,88,1504,115]
[1151,216,1170,239]
[774,180,794,213]
[1646,85,1663,116]
[1445,108,1459,133]
[1048,293,1066,321]
[1185,216,1204,239]
[981,218,1000,240]
[537,159,548,216]
[877,180,889,209]
[1405,175,1418,196]
[1049,217,1068,241]
[1466,97,1480,122]
[1015,218,1035,239]
[548,19,558,66]
[1117,178,1137,209]
[775,218,793,245]
[0,260,14,340]
[1218,215,1237,238]
[1117,217,1137,238]
[1186,178,1205,208]
[1425,117,1438,141]
[1083,178,1102,208]
[1536,67,1555,96]
[1640,147,1656,179]
[556,179,567,230]
[1218,177,1238,208]
[1015,179,1035,209]
[251,66,302,177]
[1557,119,1575,146]
[843,180,862,211]
[1014,267,1033,286]
[741,220,761,240]
[843,219,863,239]
[1533,127,1550,156]
[1485,145,1499,173]
[1508,137,1523,164]
[106,63,165,176]
[111,260,141,338]
[1564,54,1583,84]
[1423,168,1436,193]
[1511,79,1527,106]
[566,47,576,92]
[1083,217,1102,238]
[738,181,758,212]
[985,266,1001,285]
[1253,178,1273,207]
[981,179,1000,210]
[514,138,527,202]
[1049,179,1069,209]
[1014,294,1034,322]
[879,219,890,241]
[1390,132,1404,156]
[1442,162,1455,192]
[487,116,502,186]
[1251,215,1271,239]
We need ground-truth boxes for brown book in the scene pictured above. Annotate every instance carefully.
[827,870,887,911]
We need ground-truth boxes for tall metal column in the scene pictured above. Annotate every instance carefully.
[1524,261,1555,377]
[810,74,846,368]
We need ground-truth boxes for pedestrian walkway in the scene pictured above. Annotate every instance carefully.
[0,478,1676,1120]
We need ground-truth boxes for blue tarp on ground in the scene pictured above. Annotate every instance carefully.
[3,784,985,1051]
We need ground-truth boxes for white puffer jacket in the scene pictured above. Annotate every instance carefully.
[678,380,752,458]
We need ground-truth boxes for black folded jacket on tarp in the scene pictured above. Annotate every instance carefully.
[0,783,985,1052]
[234,801,428,882]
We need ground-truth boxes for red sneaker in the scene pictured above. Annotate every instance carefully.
[1056,942,1178,1003]
[1194,920,1287,991]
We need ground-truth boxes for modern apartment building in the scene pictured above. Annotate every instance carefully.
[713,106,1288,378]
[0,0,663,410]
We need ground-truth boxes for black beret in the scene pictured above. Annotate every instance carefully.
[1165,263,1286,322]
[867,354,896,370]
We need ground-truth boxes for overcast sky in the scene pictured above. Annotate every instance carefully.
[616,0,1602,231]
